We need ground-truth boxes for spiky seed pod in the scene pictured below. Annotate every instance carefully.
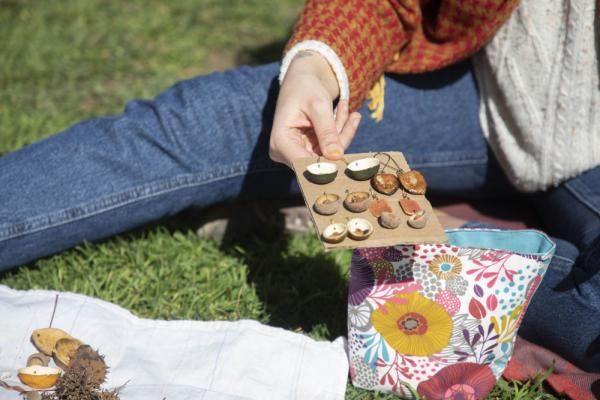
[70,345,108,388]
[53,368,96,400]
[45,365,119,400]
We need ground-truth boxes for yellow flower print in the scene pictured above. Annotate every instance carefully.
[372,292,453,356]
[429,254,462,280]
[491,305,523,343]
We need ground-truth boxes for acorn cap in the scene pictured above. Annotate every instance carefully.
[343,191,370,213]
[313,193,340,215]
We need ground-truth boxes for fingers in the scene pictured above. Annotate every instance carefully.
[335,100,349,133]
[308,99,343,160]
[339,112,361,149]
[269,126,313,168]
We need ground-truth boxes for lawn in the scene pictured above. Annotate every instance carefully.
[0,1,562,398]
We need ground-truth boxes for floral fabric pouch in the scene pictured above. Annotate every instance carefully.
[348,228,555,399]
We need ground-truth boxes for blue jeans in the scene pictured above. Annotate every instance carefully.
[1,61,599,371]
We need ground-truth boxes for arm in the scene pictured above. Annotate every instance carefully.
[270,0,520,167]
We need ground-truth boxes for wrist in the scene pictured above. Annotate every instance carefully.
[286,51,340,100]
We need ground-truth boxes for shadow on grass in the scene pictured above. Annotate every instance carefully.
[235,39,288,66]
[226,221,349,339]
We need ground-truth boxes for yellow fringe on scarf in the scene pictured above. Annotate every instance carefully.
[367,75,385,122]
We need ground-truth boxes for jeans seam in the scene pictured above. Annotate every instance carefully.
[564,180,600,217]
[552,254,575,266]
[0,164,281,242]
[410,158,488,168]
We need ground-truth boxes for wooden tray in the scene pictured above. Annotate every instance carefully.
[292,152,448,250]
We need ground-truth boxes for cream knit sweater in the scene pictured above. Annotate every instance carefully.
[282,1,600,192]
[474,0,600,192]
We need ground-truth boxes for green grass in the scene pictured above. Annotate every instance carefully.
[0,1,562,398]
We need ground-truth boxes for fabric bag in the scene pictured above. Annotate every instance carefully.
[347,228,555,399]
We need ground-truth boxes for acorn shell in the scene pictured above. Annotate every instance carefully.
[31,328,74,356]
[322,223,347,243]
[313,193,340,215]
[408,210,429,229]
[304,162,338,185]
[347,218,374,241]
[27,352,51,367]
[344,191,371,213]
[346,157,380,180]
[18,366,61,389]
[53,338,84,370]
[399,170,427,195]
[371,173,399,195]
[379,212,401,229]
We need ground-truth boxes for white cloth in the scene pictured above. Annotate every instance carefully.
[474,0,600,192]
[0,285,348,400]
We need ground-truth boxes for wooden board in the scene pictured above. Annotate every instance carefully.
[292,152,448,250]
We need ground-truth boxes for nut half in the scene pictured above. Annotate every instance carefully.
[347,218,374,240]
[408,210,429,229]
[344,191,370,213]
[371,173,399,195]
[322,223,348,243]
[18,366,62,389]
[313,193,340,215]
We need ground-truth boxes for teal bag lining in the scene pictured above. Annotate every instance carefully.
[446,229,555,256]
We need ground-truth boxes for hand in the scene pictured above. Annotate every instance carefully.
[269,51,361,168]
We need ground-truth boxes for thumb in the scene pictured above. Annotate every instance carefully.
[307,99,343,160]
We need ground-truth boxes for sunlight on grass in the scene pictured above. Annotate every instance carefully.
[0,1,562,398]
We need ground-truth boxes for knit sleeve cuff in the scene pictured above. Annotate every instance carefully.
[279,40,350,101]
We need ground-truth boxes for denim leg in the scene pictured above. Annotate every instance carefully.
[0,63,291,270]
[518,238,600,372]
[518,167,600,372]
[0,61,507,270]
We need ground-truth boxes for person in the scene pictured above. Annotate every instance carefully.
[1,0,598,372]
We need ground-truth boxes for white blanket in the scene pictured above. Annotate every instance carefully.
[0,285,348,399]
